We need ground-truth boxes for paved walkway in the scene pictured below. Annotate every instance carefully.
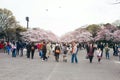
[0,49,120,80]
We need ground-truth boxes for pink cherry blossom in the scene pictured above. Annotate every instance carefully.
[113,30,120,42]
[60,28,93,43]
[20,28,58,42]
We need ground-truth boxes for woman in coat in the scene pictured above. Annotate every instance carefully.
[87,42,95,63]
[31,42,36,59]
[42,42,47,61]
[54,44,61,62]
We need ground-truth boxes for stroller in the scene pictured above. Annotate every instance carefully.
[63,54,67,62]
[63,50,68,62]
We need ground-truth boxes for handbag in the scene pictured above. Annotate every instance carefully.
[55,50,60,53]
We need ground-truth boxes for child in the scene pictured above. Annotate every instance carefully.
[11,42,16,57]
[96,48,102,63]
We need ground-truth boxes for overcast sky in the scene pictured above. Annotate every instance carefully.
[0,0,120,37]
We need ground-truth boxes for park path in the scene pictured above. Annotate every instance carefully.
[0,49,120,80]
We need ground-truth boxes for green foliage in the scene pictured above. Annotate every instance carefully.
[0,8,16,40]
[86,24,101,37]
[0,8,27,41]
[0,8,16,31]
[16,25,27,32]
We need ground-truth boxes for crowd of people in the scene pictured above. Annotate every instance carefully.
[0,39,120,63]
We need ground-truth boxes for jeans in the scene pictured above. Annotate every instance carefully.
[113,50,118,56]
[89,56,93,63]
[31,50,35,59]
[27,50,30,58]
[71,53,78,63]
[42,52,47,60]
[106,52,109,59]
[7,48,10,55]
[12,49,16,57]
[39,50,43,58]
[16,48,20,55]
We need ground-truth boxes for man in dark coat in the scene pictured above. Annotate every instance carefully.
[42,42,47,61]
[16,41,21,56]
[31,42,36,59]
[26,42,31,58]
[113,44,118,56]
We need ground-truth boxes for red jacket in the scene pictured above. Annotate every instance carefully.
[0,43,4,49]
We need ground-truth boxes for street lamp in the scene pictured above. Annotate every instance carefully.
[26,17,29,29]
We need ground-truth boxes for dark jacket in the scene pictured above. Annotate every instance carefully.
[42,44,47,54]
[31,44,36,51]
[26,43,31,51]
[16,41,21,49]
[87,45,95,56]
[113,45,118,51]
[97,44,104,51]
[55,46,60,54]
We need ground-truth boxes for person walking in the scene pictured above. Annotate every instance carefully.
[26,42,31,58]
[31,42,36,59]
[20,41,24,57]
[118,45,120,61]
[97,42,104,57]
[11,42,16,57]
[37,43,42,58]
[16,40,21,56]
[86,42,90,59]
[6,41,11,55]
[54,43,61,62]
[39,42,43,59]
[96,48,102,63]
[46,42,51,58]
[87,42,95,63]
[62,43,68,62]
[42,42,47,61]
[71,41,78,63]
[113,44,118,56]
[105,44,110,59]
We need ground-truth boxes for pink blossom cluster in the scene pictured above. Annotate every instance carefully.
[60,29,93,43]
[20,28,59,42]
[20,24,120,43]
[113,30,120,42]
[95,24,120,42]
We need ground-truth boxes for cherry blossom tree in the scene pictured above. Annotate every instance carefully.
[113,30,120,42]
[20,28,58,42]
[94,23,118,42]
[60,32,75,43]
[95,29,113,41]
[60,28,93,43]
[103,23,117,33]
